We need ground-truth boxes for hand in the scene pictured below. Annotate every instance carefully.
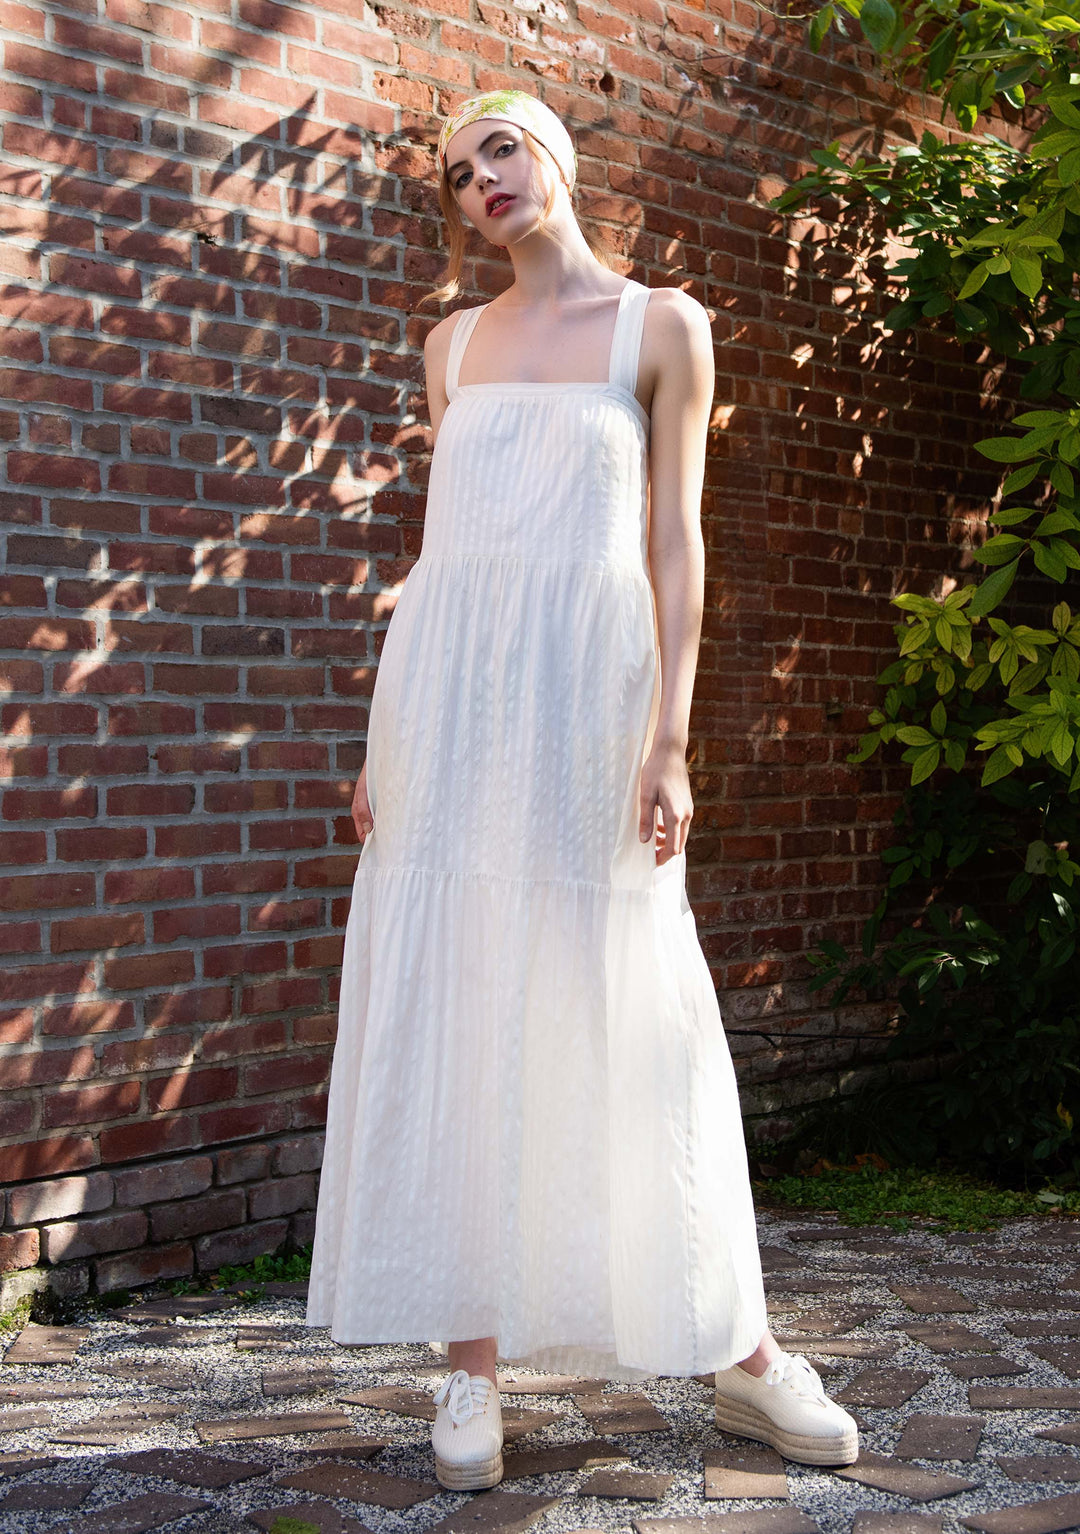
[352,759,373,843]
[638,737,692,866]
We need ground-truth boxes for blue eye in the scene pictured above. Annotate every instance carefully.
[454,140,515,191]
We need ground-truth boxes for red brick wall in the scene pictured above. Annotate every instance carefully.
[1,0,1009,1286]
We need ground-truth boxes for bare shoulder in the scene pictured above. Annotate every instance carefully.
[424,307,465,351]
[639,287,714,408]
[644,286,713,352]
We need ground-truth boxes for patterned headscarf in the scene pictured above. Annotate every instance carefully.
[436,89,577,193]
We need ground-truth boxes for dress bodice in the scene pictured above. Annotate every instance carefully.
[420,280,653,574]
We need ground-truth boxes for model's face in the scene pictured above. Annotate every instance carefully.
[444,119,550,244]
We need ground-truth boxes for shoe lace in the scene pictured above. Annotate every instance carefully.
[431,1367,494,1427]
[762,1351,828,1403]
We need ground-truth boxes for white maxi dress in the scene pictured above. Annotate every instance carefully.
[306,279,769,1381]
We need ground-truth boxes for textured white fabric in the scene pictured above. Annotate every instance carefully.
[305,279,770,1381]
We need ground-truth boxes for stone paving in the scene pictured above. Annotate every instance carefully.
[3,1210,1080,1534]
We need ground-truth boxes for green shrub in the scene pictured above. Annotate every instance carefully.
[772,0,1080,1178]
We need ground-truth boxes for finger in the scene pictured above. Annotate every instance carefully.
[675,813,690,856]
[639,797,656,842]
[656,796,674,844]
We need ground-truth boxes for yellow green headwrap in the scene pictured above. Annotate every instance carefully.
[436,88,577,193]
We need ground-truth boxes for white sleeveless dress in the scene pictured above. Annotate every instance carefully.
[306,279,769,1381]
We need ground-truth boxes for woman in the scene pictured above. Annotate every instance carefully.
[306,87,858,1491]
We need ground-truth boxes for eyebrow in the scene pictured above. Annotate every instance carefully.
[447,128,516,178]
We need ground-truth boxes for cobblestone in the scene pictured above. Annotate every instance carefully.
[1,1211,1080,1533]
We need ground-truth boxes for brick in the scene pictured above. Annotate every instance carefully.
[146,1067,238,1113]
[93,1241,194,1293]
[195,1409,352,1445]
[275,1461,441,1506]
[960,1494,1080,1533]
[834,1453,977,1501]
[194,1218,288,1273]
[215,1143,272,1184]
[41,1079,141,1127]
[198,1103,289,1147]
[7,1171,114,1225]
[3,1137,97,1181]
[247,1173,317,1221]
[0,1229,39,1273]
[61,1492,210,1529]
[112,1155,213,1208]
[271,1133,324,1176]
[3,1322,90,1363]
[41,1209,147,1263]
[148,1189,245,1242]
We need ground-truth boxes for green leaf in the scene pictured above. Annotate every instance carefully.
[964,663,994,690]
[859,0,897,52]
[1060,426,1080,463]
[883,300,920,331]
[848,731,881,763]
[990,505,1038,527]
[995,61,1034,94]
[955,299,987,329]
[1010,659,1049,695]
[975,532,1026,566]
[957,261,991,300]
[1002,462,1041,494]
[1050,536,1080,570]
[910,743,940,785]
[1052,463,1077,496]
[893,593,937,614]
[944,738,966,771]
[1052,722,1074,766]
[896,725,936,746]
[1046,89,1080,131]
[981,743,1018,785]
[925,21,957,85]
[809,3,835,51]
[973,435,1037,463]
[968,558,1020,617]
[934,615,954,651]
[1013,411,1066,428]
[1034,510,1079,536]
[899,621,931,656]
[1033,539,1069,581]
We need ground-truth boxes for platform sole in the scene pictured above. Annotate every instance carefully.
[714,1394,858,1466]
[434,1447,504,1490]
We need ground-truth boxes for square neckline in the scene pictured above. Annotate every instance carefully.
[450,283,651,437]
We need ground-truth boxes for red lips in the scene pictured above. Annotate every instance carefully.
[486,193,515,215]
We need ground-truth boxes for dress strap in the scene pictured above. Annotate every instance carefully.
[445,303,487,397]
[607,280,652,396]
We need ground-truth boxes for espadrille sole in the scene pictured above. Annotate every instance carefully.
[714,1394,858,1466]
[434,1447,504,1489]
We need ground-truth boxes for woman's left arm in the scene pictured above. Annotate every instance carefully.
[638,289,716,865]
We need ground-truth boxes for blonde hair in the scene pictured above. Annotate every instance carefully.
[417,130,616,312]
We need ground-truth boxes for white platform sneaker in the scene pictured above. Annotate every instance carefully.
[714,1350,859,1466]
[431,1367,504,1490]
